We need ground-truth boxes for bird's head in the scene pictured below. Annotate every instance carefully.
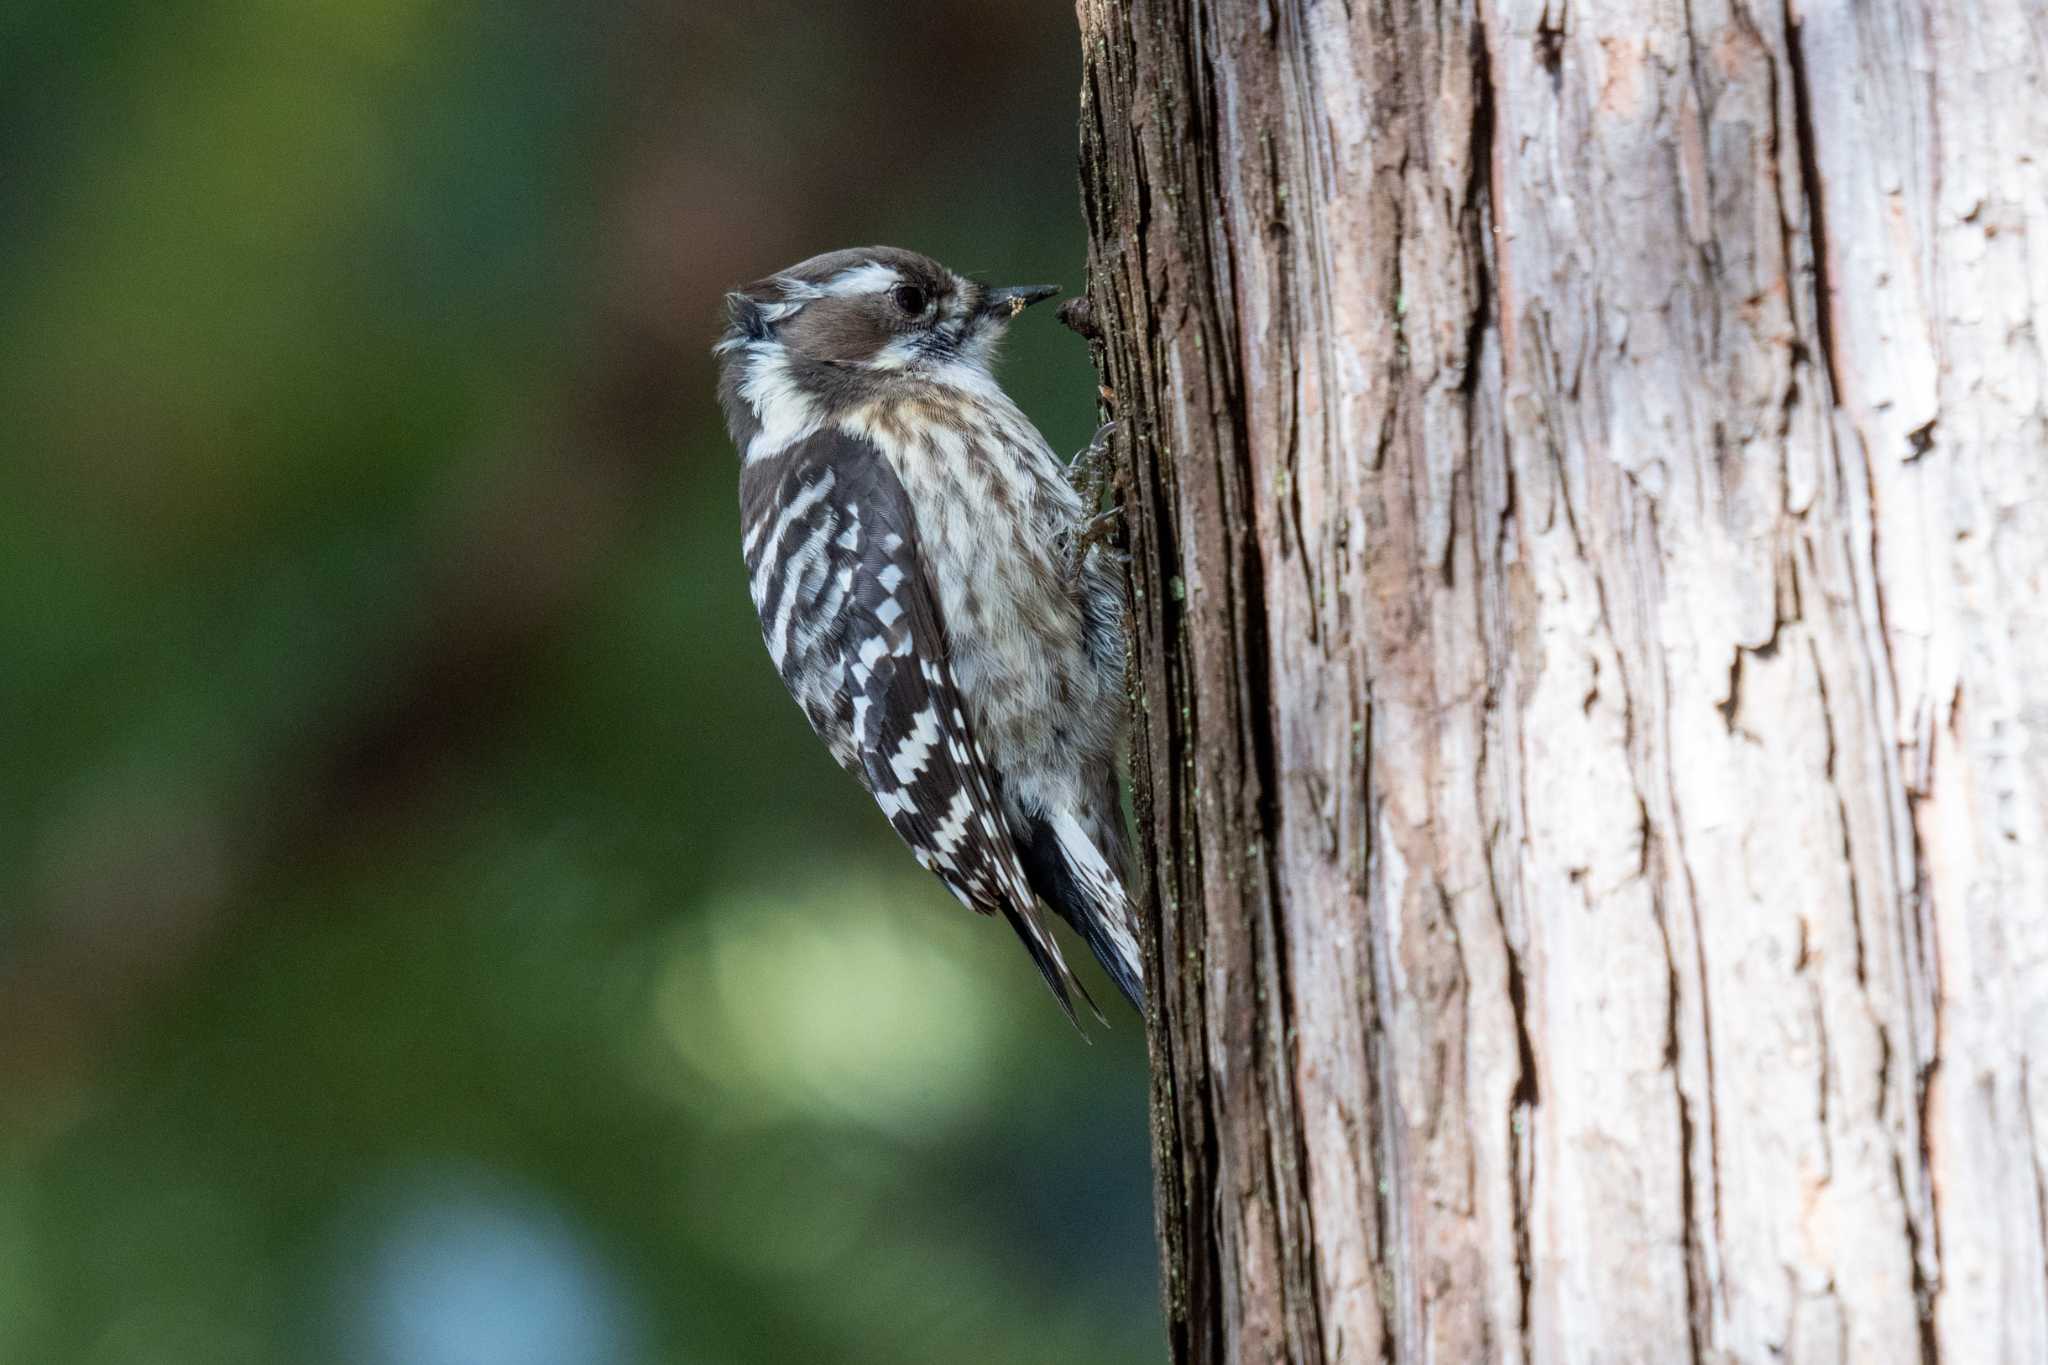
[716,246,1056,386]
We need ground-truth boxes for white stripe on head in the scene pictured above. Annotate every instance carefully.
[820,262,904,297]
[867,335,924,371]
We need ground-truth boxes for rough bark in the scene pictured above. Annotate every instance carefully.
[1074,0,2048,1360]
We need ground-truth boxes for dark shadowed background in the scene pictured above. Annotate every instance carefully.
[0,3,1159,1360]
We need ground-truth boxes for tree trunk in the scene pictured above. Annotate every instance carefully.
[1073,0,2048,1360]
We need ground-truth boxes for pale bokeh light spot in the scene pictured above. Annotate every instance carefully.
[651,872,1004,1136]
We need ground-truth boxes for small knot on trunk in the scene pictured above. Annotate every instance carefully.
[1058,294,1100,342]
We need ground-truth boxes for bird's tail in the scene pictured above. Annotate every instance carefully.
[1020,807,1144,1011]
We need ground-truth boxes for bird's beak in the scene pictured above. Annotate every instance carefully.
[979,284,1060,321]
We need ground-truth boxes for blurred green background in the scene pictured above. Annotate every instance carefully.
[0,2,1158,1361]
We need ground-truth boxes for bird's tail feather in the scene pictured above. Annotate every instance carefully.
[999,902,1101,1029]
[1037,808,1144,1011]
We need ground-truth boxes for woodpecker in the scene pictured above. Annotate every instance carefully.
[715,246,1140,1017]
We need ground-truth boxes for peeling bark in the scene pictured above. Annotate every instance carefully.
[1074,0,2048,1360]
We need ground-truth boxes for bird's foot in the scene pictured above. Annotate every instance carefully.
[1075,505,1126,560]
[1068,421,1119,509]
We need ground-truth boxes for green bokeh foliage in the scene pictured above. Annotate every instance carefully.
[1,3,1156,1360]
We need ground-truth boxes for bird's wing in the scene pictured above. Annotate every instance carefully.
[739,426,1091,1018]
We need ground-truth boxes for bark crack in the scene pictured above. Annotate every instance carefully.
[1641,501,1721,1362]
[1657,869,1712,1365]
[1781,5,1842,400]
[1898,1144,1942,1365]
[1485,818,1540,1361]
[2024,1061,2048,1326]
[1464,15,1538,1357]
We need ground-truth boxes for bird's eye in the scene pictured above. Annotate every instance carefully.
[890,284,930,316]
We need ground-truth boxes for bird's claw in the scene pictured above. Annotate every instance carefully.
[1069,421,1119,508]
[1075,504,1126,559]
